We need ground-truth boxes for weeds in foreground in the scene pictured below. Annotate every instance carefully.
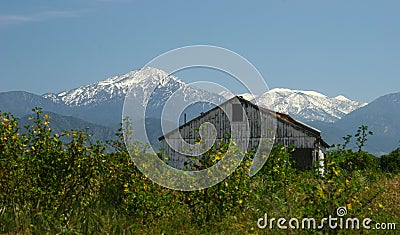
[0,109,398,234]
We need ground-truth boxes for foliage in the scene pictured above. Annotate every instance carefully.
[380,148,400,174]
[355,125,374,152]
[332,125,379,172]
[0,110,398,234]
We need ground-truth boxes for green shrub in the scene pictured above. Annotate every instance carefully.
[380,148,400,174]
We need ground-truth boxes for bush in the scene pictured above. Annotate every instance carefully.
[380,148,400,174]
[340,150,379,172]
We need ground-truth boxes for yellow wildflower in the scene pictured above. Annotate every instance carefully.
[347,204,352,210]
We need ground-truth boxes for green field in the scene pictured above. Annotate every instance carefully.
[1,110,399,234]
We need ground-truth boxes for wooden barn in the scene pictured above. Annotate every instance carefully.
[158,96,329,170]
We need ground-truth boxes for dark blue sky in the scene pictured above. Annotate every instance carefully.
[1,0,399,102]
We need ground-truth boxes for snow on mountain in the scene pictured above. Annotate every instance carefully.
[334,95,351,102]
[255,88,367,123]
[219,88,366,123]
[218,91,257,101]
[43,67,226,123]
[239,93,258,101]
[42,68,367,124]
[218,91,235,99]
[43,67,187,107]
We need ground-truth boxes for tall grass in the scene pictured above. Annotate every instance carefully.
[0,109,398,234]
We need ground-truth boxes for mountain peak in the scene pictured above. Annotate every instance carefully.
[44,67,185,107]
[40,66,367,124]
[334,95,351,101]
[256,88,367,123]
[101,67,174,85]
[218,87,367,123]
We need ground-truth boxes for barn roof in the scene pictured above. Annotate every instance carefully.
[158,95,329,147]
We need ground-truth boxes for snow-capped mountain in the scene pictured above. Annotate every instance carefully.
[43,67,186,107]
[42,68,366,124]
[43,67,226,125]
[255,88,367,122]
[3,68,399,154]
[220,88,367,123]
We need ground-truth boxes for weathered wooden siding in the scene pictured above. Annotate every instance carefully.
[160,98,326,170]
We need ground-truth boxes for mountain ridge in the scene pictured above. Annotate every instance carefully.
[309,91,400,155]
[219,88,367,123]
[3,67,398,154]
[2,68,368,125]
